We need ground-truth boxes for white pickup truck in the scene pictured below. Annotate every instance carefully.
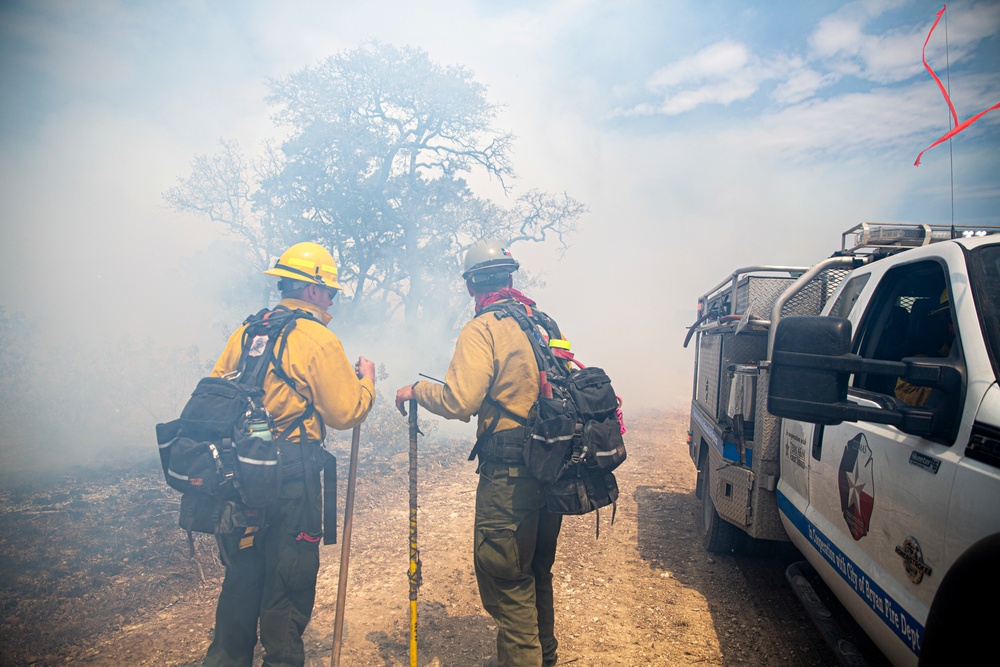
[686,222,1000,666]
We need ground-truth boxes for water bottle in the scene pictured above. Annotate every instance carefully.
[246,418,273,441]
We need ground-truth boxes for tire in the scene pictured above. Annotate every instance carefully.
[739,534,791,558]
[920,533,1000,666]
[699,462,743,554]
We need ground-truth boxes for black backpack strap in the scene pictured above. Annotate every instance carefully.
[466,302,556,462]
[274,402,316,442]
[266,315,302,389]
[484,302,565,380]
[234,306,325,439]
[236,306,318,386]
[265,309,326,442]
[467,394,527,461]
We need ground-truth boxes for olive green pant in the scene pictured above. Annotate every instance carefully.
[203,473,322,667]
[475,461,563,667]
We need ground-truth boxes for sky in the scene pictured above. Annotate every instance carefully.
[0,0,998,449]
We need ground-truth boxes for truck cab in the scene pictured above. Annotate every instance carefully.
[769,226,1000,665]
[688,222,1000,666]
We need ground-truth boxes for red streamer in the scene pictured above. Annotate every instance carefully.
[915,4,1000,166]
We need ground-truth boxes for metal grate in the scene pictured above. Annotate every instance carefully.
[780,267,852,318]
[739,276,797,320]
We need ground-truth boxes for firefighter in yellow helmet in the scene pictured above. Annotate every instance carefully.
[204,242,375,667]
[395,239,563,667]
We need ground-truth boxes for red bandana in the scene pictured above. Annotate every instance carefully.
[475,288,536,314]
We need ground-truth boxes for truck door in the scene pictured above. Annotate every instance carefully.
[803,260,962,664]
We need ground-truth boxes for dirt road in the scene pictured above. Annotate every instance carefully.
[2,409,878,665]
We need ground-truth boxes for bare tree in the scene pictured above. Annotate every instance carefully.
[166,41,585,331]
[164,139,288,307]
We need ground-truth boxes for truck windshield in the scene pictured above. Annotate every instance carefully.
[968,244,1000,383]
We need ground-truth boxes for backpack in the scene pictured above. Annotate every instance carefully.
[155,306,336,542]
[474,302,627,520]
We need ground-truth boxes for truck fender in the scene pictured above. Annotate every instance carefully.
[919,531,1000,665]
[694,438,708,500]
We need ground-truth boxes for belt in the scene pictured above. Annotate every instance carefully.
[477,426,529,464]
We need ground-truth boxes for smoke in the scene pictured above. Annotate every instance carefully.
[2,1,998,476]
[0,229,479,479]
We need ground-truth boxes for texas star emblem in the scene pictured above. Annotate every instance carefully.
[838,433,875,541]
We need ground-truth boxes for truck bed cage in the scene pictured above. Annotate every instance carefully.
[698,265,811,317]
[694,261,850,339]
[694,222,1000,334]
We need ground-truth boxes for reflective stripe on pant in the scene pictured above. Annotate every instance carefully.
[204,472,322,667]
[474,461,563,667]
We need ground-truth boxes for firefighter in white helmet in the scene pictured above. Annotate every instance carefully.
[204,241,375,667]
[396,239,562,667]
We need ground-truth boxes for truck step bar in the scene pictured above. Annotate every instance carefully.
[786,560,870,667]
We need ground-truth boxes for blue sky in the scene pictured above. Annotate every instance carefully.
[1,0,997,410]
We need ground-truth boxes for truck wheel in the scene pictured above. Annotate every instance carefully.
[700,463,742,553]
[920,533,1000,665]
[740,534,788,558]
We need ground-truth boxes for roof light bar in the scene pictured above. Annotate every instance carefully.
[842,222,1000,254]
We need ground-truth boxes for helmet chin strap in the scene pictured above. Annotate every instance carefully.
[467,273,512,297]
[273,263,324,285]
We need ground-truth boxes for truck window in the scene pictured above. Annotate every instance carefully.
[851,261,959,400]
[829,274,870,319]
[968,244,1000,383]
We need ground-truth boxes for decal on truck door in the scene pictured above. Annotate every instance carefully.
[783,422,808,469]
[778,491,924,657]
[838,434,875,541]
[895,536,933,584]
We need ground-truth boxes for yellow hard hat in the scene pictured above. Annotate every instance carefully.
[264,242,342,290]
[930,288,950,315]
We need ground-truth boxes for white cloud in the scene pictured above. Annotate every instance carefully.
[773,65,839,105]
[656,77,760,115]
[647,40,751,89]
[809,0,1000,85]
[616,40,774,116]
[731,72,1000,160]
[811,12,932,84]
[613,0,1000,135]
[810,15,866,60]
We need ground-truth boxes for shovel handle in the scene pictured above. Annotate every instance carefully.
[331,423,361,667]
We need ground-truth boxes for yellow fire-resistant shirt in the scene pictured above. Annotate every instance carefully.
[211,298,375,441]
[414,299,540,437]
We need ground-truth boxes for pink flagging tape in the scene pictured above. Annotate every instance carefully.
[914,5,1000,166]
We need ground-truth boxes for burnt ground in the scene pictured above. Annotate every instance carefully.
[0,409,890,666]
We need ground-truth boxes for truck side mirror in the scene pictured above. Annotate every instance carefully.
[768,316,961,441]
[768,316,851,425]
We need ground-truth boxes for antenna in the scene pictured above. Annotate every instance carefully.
[945,8,955,236]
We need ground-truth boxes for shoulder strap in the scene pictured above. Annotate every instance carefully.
[466,301,563,462]
[485,302,565,381]
[274,402,317,442]
[233,307,327,441]
[236,306,317,389]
